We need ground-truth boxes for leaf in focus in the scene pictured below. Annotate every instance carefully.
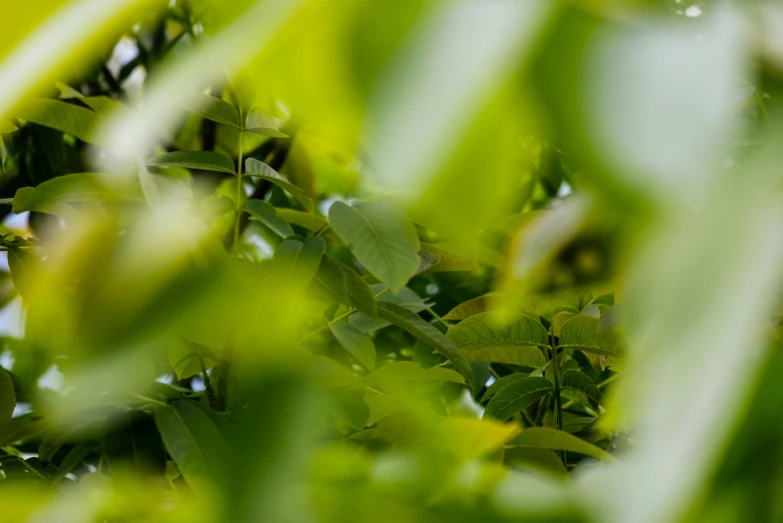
[147,150,235,174]
[328,200,420,292]
[559,369,602,405]
[447,312,547,366]
[349,284,430,333]
[558,314,624,357]
[377,301,474,386]
[245,158,314,212]
[329,321,376,370]
[483,376,552,422]
[481,373,527,402]
[244,199,294,238]
[276,208,328,231]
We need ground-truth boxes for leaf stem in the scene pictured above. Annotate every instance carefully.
[426,307,449,330]
[232,125,245,252]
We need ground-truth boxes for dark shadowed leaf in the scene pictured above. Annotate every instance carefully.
[154,401,231,491]
[377,302,474,386]
[559,369,602,405]
[50,443,97,485]
[0,366,15,423]
[312,256,377,317]
[484,377,552,422]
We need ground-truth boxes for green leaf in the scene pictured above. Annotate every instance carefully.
[416,243,479,276]
[169,339,219,381]
[0,136,6,171]
[557,314,624,357]
[245,159,314,212]
[443,295,499,320]
[276,208,328,231]
[481,373,527,402]
[376,301,474,386]
[312,256,377,318]
[273,236,325,284]
[14,99,99,144]
[184,92,240,128]
[7,247,35,299]
[504,447,567,478]
[447,312,548,366]
[364,361,464,391]
[148,151,235,174]
[243,200,294,238]
[56,81,126,115]
[104,411,167,476]
[506,427,614,461]
[329,322,376,370]
[559,369,602,405]
[483,377,552,422]
[12,173,144,215]
[49,443,97,485]
[328,201,420,292]
[245,107,287,137]
[551,312,577,337]
[0,366,15,423]
[154,401,231,490]
[350,284,430,332]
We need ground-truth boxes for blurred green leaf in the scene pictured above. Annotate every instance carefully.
[364,361,464,391]
[443,295,499,321]
[328,201,420,292]
[245,106,287,137]
[12,173,144,215]
[185,92,240,128]
[416,243,479,276]
[154,401,231,491]
[507,427,613,461]
[148,150,235,173]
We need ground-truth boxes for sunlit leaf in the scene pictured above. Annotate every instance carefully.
[443,294,499,321]
[245,106,287,137]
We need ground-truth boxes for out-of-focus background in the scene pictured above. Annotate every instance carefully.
[2,0,783,522]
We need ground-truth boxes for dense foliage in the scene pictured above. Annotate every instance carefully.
[1,1,783,522]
